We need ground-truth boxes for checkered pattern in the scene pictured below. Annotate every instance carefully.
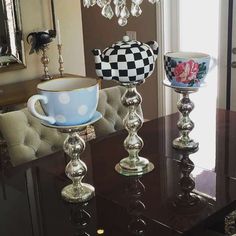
[94,41,157,83]
[164,56,177,81]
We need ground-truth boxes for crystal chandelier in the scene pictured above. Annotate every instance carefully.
[83,0,159,26]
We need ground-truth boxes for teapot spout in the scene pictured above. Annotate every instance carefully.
[146,41,159,61]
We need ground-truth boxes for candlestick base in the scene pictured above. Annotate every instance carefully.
[115,159,154,177]
[61,183,95,203]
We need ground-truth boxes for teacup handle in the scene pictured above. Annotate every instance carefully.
[27,95,56,124]
[209,57,217,72]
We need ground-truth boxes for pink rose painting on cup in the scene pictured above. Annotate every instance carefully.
[174,60,199,84]
[164,53,209,87]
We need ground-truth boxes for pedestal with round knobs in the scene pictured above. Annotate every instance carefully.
[163,80,201,150]
[173,89,198,150]
[60,127,95,203]
[41,112,102,203]
[115,81,154,176]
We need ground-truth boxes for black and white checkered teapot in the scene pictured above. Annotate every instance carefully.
[92,36,159,83]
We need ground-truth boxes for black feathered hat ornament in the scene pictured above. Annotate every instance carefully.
[27,30,56,54]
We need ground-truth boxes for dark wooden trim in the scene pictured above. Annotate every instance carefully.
[226,0,234,110]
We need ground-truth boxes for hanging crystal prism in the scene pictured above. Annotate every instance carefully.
[148,0,159,3]
[115,5,120,17]
[118,17,127,26]
[102,3,114,19]
[90,0,97,6]
[83,0,158,26]
[97,0,110,8]
[131,3,142,17]
[83,0,91,8]
[132,0,143,5]
[114,0,124,17]
[120,5,130,18]
[113,0,125,5]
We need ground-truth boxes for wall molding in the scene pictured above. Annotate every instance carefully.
[156,0,180,117]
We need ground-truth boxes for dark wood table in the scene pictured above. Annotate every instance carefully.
[0,109,236,236]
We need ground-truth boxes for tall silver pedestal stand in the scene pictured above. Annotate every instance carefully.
[115,80,154,176]
[173,88,199,150]
[163,80,199,150]
[42,116,102,203]
[59,127,95,203]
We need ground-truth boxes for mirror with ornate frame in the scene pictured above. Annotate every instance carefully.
[0,0,25,72]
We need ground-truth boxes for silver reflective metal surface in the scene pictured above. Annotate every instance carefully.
[60,128,95,203]
[173,89,199,150]
[115,81,154,176]
[0,0,25,71]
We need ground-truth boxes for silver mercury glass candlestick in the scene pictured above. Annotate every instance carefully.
[40,111,102,203]
[163,80,199,150]
[41,121,98,203]
[41,45,52,81]
[57,44,64,77]
[59,127,95,203]
[115,81,154,176]
[173,88,198,150]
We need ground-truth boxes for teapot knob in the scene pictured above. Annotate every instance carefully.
[123,35,130,42]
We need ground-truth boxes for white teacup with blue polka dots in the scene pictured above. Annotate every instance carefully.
[27,77,99,126]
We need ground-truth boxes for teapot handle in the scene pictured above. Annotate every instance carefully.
[146,41,159,60]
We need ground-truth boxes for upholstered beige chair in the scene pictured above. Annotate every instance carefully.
[0,107,66,166]
[0,86,141,166]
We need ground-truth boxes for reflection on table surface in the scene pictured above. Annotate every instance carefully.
[1,109,236,235]
[0,166,177,236]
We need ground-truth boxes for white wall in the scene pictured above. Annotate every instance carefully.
[0,0,85,85]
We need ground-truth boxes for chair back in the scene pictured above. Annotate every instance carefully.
[0,108,65,166]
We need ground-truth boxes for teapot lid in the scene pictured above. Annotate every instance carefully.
[111,35,142,49]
